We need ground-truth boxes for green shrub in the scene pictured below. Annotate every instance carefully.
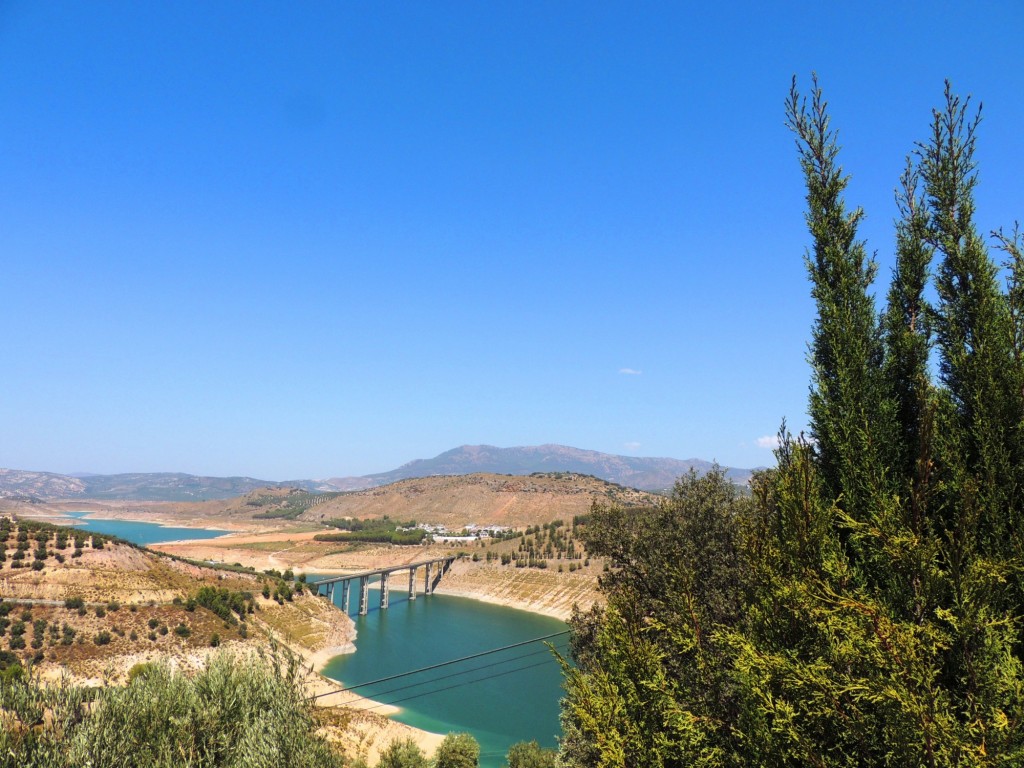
[0,653,347,766]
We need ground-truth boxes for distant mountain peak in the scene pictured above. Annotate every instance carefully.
[322,443,754,492]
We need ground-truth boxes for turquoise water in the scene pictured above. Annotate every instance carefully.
[318,580,568,767]
[60,512,227,545]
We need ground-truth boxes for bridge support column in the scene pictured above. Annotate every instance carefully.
[341,580,351,613]
[326,582,334,602]
[380,572,390,610]
[431,560,445,591]
[424,563,433,595]
[408,566,417,600]
[358,576,369,615]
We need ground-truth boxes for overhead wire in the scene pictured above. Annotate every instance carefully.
[358,658,559,713]
[309,629,570,702]
[333,642,570,705]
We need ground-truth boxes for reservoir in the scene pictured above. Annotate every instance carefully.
[319,583,568,768]
[59,512,227,546]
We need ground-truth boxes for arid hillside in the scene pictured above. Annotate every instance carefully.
[3,472,661,535]
[295,472,658,528]
[0,518,350,683]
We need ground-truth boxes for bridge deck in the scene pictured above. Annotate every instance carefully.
[311,555,457,586]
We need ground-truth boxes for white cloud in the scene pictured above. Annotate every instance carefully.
[623,442,641,451]
[618,368,642,375]
[755,435,780,449]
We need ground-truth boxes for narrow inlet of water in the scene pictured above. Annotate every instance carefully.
[58,512,228,545]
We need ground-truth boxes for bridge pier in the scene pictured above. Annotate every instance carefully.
[358,576,369,615]
[313,556,458,615]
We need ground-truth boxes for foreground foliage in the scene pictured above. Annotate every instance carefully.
[560,79,1024,766]
[0,653,347,767]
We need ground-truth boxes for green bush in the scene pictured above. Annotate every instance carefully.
[0,652,346,767]
[433,732,480,768]
[377,737,428,768]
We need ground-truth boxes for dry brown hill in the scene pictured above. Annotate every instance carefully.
[296,472,659,528]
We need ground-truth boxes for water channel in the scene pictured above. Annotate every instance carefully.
[60,512,228,545]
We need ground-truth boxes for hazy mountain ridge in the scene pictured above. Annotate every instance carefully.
[0,468,88,499]
[0,469,288,502]
[0,444,757,501]
[322,444,755,492]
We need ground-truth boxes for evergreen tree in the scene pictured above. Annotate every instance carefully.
[882,160,936,530]
[925,83,1021,551]
[784,75,892,521]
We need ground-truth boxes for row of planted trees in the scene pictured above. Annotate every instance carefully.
[0,518,111,569]
[558,79,1024,765]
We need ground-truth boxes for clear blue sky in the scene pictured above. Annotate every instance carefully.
[2,2,1022,480]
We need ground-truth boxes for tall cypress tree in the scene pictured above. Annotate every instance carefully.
[784,76,891,523]
[924,83,1020,554]
[882,161,936,534]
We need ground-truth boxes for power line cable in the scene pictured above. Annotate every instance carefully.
[325,643,569,708]
[359,658,557,713]
[310,629,569,701]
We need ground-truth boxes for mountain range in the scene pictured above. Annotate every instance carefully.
[0,444,757,502]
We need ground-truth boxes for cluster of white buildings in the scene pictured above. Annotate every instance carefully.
[424,523,512,544]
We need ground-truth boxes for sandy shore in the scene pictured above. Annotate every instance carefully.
[432,584,574,620]
[289,627,446,762]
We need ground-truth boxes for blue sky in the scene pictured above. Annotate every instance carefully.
[2,2,1022,480]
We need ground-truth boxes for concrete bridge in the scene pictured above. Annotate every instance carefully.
[311,555,458,615]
